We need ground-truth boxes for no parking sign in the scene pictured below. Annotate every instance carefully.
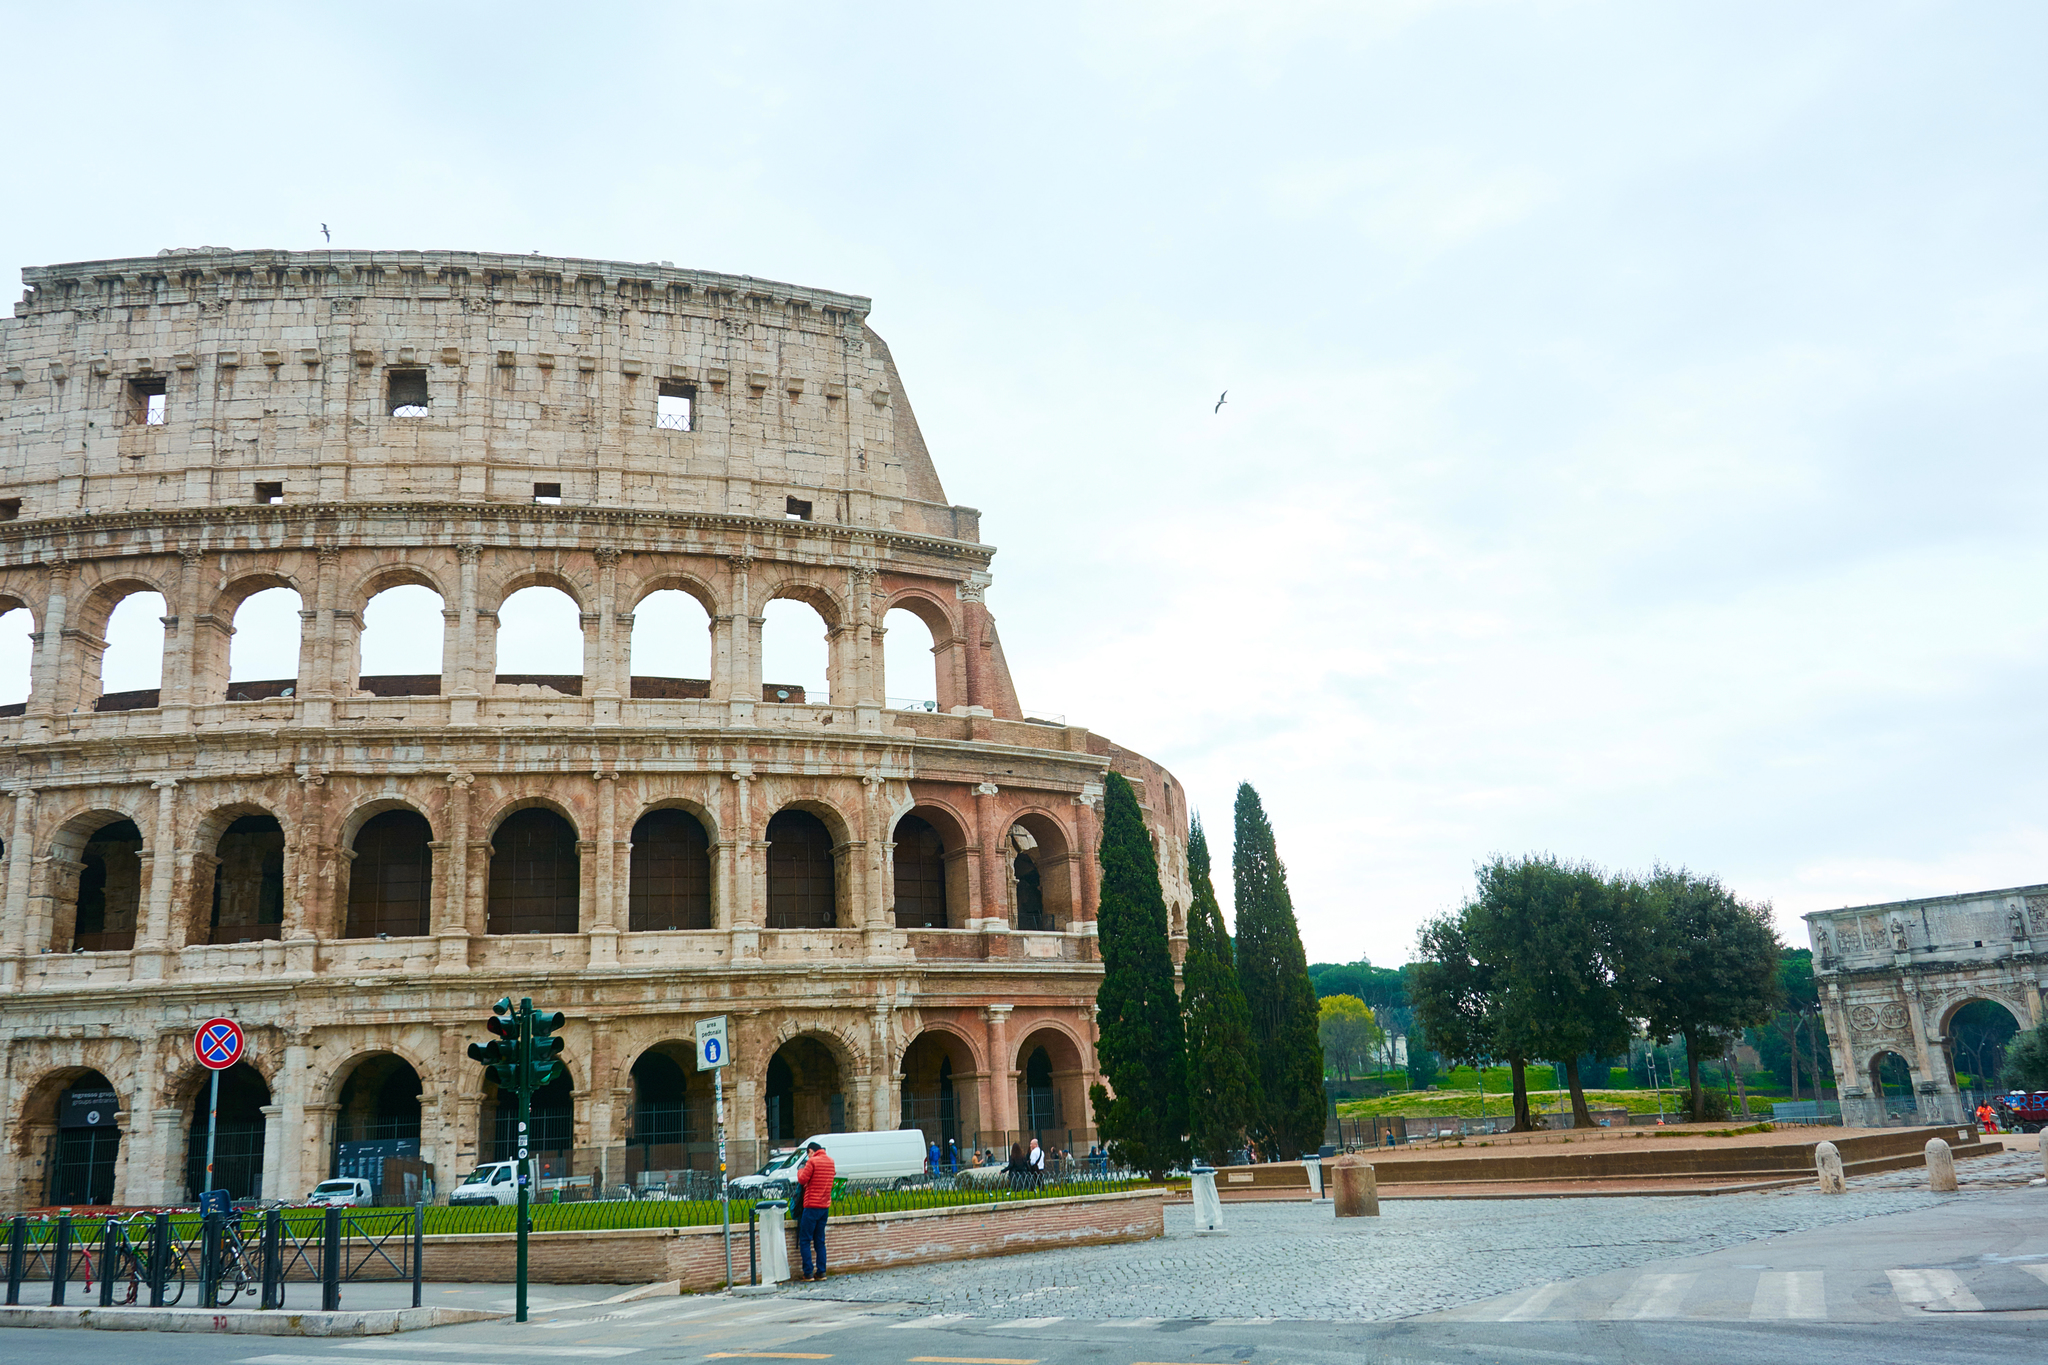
[195,1017,245,1070]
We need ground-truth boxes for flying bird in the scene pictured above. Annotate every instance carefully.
[1214,390,1228,414]
[320,223,331,242]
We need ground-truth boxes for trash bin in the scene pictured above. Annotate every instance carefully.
[756,1200,791,1285]
[1190,1165,1223,1233]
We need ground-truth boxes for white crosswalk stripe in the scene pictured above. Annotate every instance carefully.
[890,1313,969,1328]
[1604,1273,1695,1320]
[1888,1268,1985,1313]
[2019,1264,2048,1289]
[1496,1282,1564,1321]
[339,1344,643,1356]
[992,1316,1065,1328]
[1750,1270,1825,1320]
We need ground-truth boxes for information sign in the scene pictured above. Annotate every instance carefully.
[695,1015,730,1070]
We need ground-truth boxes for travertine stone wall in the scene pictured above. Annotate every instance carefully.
[1807,886,2047,1128]
[0,249,1192,1209]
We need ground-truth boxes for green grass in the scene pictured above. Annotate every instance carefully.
[1336,1086,1764,1119]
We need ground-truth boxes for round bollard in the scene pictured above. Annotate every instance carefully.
[1329,1154,1380,1218]
[1814,1140,1846,1194]
[1925,1137,1958,1192]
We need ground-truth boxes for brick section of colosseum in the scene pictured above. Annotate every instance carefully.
[0,249,1191,1210]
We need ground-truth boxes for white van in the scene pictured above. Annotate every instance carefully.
[729,1129,928,1198]
[305,1177,372,1207]
[449,1160,522,1206]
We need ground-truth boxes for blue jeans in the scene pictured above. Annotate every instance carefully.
[797,1207,829,1277]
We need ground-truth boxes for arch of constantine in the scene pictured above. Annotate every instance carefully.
[1806,885,2046,1128]
[0,247,1190,1207]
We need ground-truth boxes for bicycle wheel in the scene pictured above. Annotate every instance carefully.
[161,1251,187,1307]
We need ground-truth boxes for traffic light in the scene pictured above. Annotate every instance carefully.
[467,996,520,1088]
[529,1008,566,1088]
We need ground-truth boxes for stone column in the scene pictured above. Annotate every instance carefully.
[157,548,205,731]
[1,785,35,988]
[259,1103,284,1203]
[1904,985,1961,1125]
[851,568,881,733]
[984,1004,1016,1138]
[450,545,482,725]
[973,782,1008,932]
[133,778,180,978]
[436,773,474,971]
[726,771,760,958]
[1071,788,1101,928]
[592,548,622,725]
[721,556,757,725]
[26,560,71,736]
[871,1001,899,1131]
[151,1108,186,1204]
[302,1102,340,1186]
[589,771,620,962]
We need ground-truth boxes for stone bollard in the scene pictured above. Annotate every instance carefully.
[1330,1154,1380,1218]
[1191,1169,1224,1234]
[1925,1137,1958,1192]
[1815,1140,1846,1194]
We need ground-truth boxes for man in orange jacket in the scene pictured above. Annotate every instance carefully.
[795,1141,836,1280]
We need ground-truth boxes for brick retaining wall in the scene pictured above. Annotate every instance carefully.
[421,1189,1165,1288]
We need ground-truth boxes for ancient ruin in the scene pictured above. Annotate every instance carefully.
[0,247,1190,1207]
[1807,885,2046,1128]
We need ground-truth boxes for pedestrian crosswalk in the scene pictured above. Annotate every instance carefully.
[1452,1262,2048,1323]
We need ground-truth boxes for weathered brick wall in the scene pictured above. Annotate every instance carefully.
[422,1189,1165,1287]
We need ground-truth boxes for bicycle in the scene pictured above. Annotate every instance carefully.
[116,1213,190,1306]
[209,1216,260,1304]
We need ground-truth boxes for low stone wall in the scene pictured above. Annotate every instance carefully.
[422,1188,1165,1287]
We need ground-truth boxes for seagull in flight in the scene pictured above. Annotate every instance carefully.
[1214,390,1228,414]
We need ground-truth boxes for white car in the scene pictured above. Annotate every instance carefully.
[729,1129,929,1197]
[306,1177,372,1207]
[450,1161,522,1206]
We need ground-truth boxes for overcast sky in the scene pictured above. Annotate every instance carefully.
[5,2,2044,966]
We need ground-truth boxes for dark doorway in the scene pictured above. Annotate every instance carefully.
[1014,852,1049,931]
[486,1068,574,1177]
[208,814,285,944]
[74,820,143,951]
[892,815,948,929]
[628,809,712,930]
[332,1053,425,1197]
[345,810,434,938]
[486,808,580,934]
[184,1062,271,1201]
[629,1049,694,1172]
[49,1073,121,1205]
[766,810,835,929]
[1023,1046,1056,1134]
[765,1037,843,1141]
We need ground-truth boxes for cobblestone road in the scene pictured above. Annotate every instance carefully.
[785,1184,1989,1321]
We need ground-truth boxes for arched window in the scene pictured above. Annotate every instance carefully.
[495,586,584,692]
[359,584,444,694]
[630,590,713,696]
[226,587,303,699]
[50,1072,121,1205]
[0,606,34,711]
[883,607,938,711]
[1014,850,1047,931]
[766,810,836,929]
[486,808,580,934]
[208,814,285,944]
[892,814,948,929]
[345,810,434,938]
[99,591,167,709]
[760,598,829,704]
[628,808,712,931]
[183,1061,270,1201]
[74,819,144,952]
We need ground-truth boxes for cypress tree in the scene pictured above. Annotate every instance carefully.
[1088,771,1189,1176]
[1180,816,1260,1165]
[1232,782,1326,1158]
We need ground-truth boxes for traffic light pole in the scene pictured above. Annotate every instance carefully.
[517,998,532,1324]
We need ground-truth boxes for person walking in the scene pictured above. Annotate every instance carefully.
[1028,1137,1046,1188]
[795,1140,836,1280]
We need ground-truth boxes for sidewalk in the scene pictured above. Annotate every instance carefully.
[0,1281,651,1333]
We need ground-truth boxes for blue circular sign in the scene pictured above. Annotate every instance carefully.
[704,1038,722,1064]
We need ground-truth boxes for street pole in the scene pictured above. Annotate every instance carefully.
[717,1064,731,1290]
[517,998,531,1324]
[203,1067,220,1196]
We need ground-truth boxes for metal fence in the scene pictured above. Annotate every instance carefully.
[3,1205,425,1312]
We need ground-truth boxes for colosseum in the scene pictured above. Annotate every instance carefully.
[0,247,1190,1209]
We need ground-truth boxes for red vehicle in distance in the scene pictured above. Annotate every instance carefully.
[1993,1091,2048,1133]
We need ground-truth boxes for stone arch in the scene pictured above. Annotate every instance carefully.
[479,1055,577,1177]
[180,1060,272,1201]
[626,569,721,618]
[484,566,589,614]
[1866,1048,1918,1119]
[1941,996,2026,1098]
[352,566,449,694]
[892,806,963,930]
[1008,809,1076,932]
[898,1025,984,1155]
[187,799,289,946]
[628,583,717,696]
[1013,1021,1090,1149]
[880,588,964,714]
[326,1050,427,1192]
[485,801,582,935]
[488,573,589,692]
[628,802,715,932]
[200,570,306,701]
[763,1027,858,1142]
[71,574,173,711]
[0,597,36,712]
[765,798,855,930]
[341,802,437,940]
[10,1065,126,1207]
[44,806,149,953]
[764,577,844,628]
[622,1037,719,1187]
